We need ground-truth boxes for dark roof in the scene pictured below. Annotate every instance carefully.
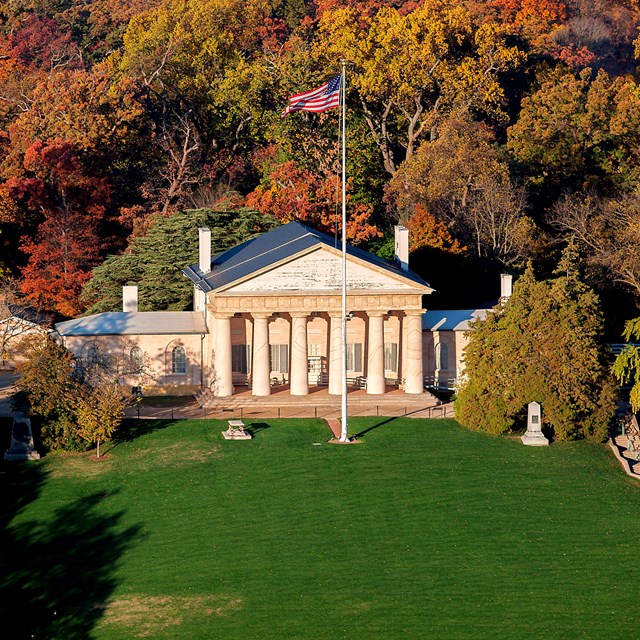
[183,221,431,293]
[7,304,52,327]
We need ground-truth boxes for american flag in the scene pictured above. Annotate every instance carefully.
[281,74,341,118]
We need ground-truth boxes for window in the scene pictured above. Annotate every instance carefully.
[130,346,144,373]
[436,342,449,370]
[346,343,362,372]
[86,344,100,364]
[172,346,187,374]
[232,344,250,374]
[84,343,111,368]
[384,342,398,372]
[270,344,289,373]
[308,343,321,357]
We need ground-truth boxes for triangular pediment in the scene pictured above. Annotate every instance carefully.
[221,246,430,294]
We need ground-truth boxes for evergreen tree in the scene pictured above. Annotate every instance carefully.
[81,206,279,314]
[455,245,616,442]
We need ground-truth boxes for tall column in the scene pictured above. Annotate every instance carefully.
[367,311,386,395]
[252,314,271,396]
[328,312,342,395]
[404,310,425,394]
[290,313,309,396]
[214,313,234,397]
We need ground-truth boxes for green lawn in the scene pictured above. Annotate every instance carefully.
[2,417,639,639]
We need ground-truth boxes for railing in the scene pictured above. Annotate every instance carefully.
[127,400,455,421]
[611,343,640,356]
[620,412,640,462]
[424,375,457,391]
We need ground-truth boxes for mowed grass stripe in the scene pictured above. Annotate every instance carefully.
[4,418,639,639]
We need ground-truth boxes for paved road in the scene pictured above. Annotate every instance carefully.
[0,371,18,417]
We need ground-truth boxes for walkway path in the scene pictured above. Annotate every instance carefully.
[126,386,454,421]
[610,432,640,479]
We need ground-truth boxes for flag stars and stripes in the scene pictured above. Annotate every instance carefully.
[281,74,341,118]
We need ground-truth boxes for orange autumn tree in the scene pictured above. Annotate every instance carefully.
[246,160,380,244]
[5,140,108,316]
[405,204,465,255]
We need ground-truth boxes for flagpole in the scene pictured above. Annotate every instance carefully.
[340,59,349,442]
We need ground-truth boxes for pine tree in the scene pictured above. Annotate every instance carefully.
[455,245,616,441]
[81,206,278,315]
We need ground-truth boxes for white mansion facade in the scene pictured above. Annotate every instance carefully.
[56,222,496,396]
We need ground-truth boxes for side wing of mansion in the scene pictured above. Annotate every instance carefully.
[56,222,502,396]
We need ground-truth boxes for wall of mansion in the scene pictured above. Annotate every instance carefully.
[203,291,426,396]
[56,223,493,397]
[63,333,205,395]
[59,309,471,397]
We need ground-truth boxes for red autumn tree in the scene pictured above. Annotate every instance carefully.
[5,140,108,315]
[246,160,380,244]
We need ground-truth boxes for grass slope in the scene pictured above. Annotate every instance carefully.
[2,418,639,639]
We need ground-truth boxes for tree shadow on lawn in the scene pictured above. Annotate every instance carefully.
[112,418,179,445]
[0,465,141,639]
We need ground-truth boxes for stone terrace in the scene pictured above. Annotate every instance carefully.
[127,385,453,421]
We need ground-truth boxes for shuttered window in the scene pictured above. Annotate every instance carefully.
[232,344,250,374]
[270,344,289,373]
[384,342,398,372]
[436,342,449,370]
[346,343,362,372]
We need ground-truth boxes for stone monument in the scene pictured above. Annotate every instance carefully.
[521,402,549,446]
[4,412,41,460]
[221,419,252,440]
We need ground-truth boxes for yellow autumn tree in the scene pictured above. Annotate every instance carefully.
[315,1,525,175]
[73,383,131,458]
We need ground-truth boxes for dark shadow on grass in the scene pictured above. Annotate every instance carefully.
[112,418,178,445]
[244,422,271,437]
[353,417,399,439]
[0,467,141,639]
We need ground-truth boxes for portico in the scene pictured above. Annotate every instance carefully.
[56,221,436,399]
[184,222,433,398]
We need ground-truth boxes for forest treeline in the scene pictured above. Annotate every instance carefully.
[1,0,640,331]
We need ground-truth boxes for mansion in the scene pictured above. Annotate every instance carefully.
[56,222,501,396]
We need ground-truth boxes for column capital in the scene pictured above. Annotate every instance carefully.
[289,311,309,319]
[404,309,426,317]
[366,310,387,318]
[251,312,272,320]
[214,311,235,319]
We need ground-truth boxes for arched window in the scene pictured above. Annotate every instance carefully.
[436,342,449,370]
[86,343,100,364]
[130,346,143,372]
[172,346,187,374]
